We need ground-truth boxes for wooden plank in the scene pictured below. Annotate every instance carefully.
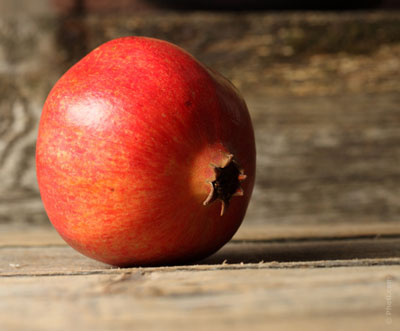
[1,235,400,276]
[0,265,398,331]
[0,225,65,247]
[2,223,400,248]
[247,93,400,226]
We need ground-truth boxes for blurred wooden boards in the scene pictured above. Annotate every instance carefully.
[247,93,400,226]
[1,11,400,229]
[85,12,400,96]
[1,224,399,331]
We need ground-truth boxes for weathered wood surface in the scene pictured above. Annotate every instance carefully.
[1,5,400,331]
[1,265,399,331]
[1,220,400,275]
[1,9,400,229]
[2,222,400,246]
[1,265,398,331]
[0,225,399,331]
[2,237,400,276]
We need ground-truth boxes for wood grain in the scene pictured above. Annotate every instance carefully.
[1,261,399,331]
[248,93,400,225]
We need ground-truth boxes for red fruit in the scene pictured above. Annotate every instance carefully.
[36,37,256,266]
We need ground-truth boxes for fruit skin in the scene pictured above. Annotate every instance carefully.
[36,37,256,266]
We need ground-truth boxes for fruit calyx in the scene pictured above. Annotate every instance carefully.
[203,154,247,216]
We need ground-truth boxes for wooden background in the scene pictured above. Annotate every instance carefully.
[1,6,400,232]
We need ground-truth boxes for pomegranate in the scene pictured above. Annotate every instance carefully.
[36,37,256,266]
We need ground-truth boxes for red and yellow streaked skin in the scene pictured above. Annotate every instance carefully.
[36,37,256,266]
